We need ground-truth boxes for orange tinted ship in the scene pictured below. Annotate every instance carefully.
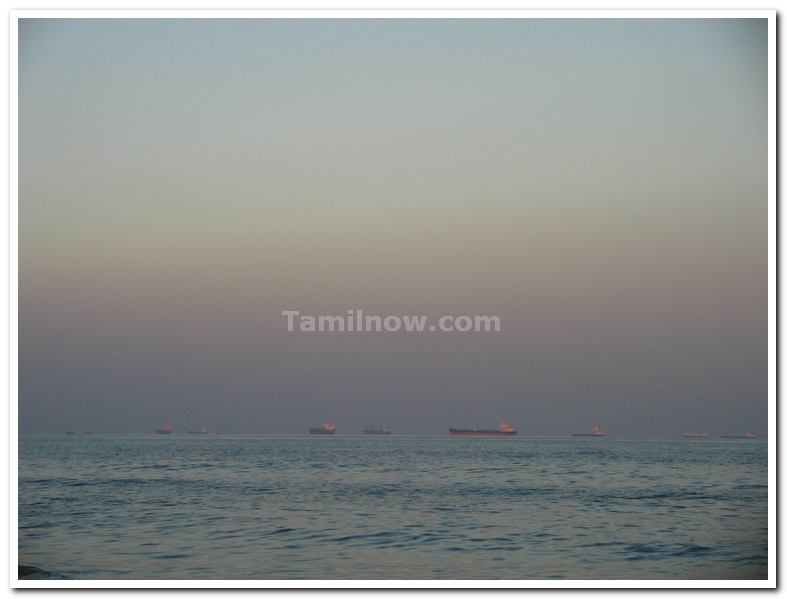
[310,422,336,435]
[364,426,392,435]
[572,426,605,437]
[449,422,517,436]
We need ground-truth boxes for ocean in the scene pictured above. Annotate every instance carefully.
[18,435,768,580]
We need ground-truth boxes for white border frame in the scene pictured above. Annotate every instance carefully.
[9,9,777,589]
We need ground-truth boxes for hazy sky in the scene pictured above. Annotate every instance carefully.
[19,18,768,435]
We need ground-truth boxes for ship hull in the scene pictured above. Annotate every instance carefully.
[449,429,517,436]
[571,433,605,437]
[309,428,335,435]
[363,431,392,435]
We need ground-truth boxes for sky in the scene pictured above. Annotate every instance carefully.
[18,18,768,435]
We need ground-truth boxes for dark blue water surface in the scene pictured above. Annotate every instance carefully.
[18,435,768,579]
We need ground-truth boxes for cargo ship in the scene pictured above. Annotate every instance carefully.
[364,426,392,435]
[188,427,209,434]
[684,431,710,438]
[155,424,174,434]
[449,422,517,436]
[65,431,92,435]
[310,422,336,435]
[721,432,757,439]
[572,426,605,437]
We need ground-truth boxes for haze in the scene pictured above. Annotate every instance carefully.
[19,18,767,435]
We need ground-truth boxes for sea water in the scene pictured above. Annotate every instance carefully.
[18,435,768,580]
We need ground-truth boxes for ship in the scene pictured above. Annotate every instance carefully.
[65,431,92,435]
[155,423,174,434]
[684,431,710,438]
[309,422,336,435]
[449,422,517,436]
[572,426,605,437]
[721,432,757,439]
[187,427,209,434]
[363,426,392,435]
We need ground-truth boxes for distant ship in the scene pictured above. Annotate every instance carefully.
[721,432,757,439]
[449,422,517,436]
[572,426,605,437]
[363,426,392,435]
[155,424,174,434]
[310,422,336,435]
[188,427,209,434]
[684,432,710,438]
[65,431,92,436]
